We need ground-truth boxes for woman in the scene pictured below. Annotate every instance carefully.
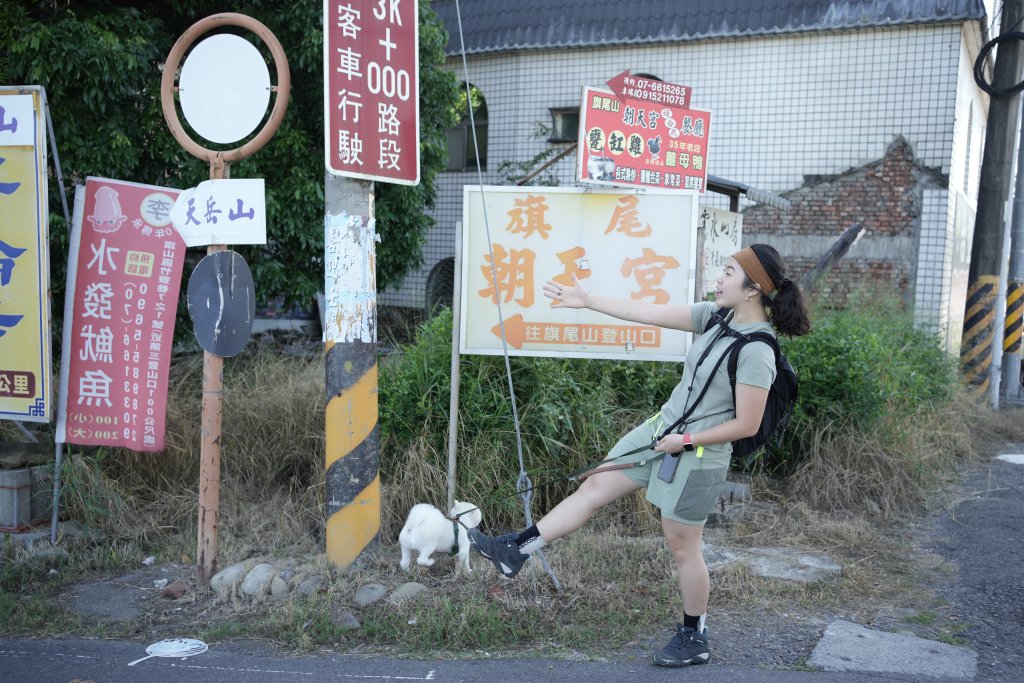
[468,244,811,667]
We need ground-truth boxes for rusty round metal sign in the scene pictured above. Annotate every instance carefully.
[160,13,290,165]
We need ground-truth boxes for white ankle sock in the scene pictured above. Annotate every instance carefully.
[518,535,547,555]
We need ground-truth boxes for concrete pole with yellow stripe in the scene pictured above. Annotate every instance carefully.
[962,0,1024,401]
[1005,280,1023,399]
[323,174,380,568]
[962,276,1000,394]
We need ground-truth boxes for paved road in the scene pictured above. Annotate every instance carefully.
[0,636,976,683]
[927,444,1024,680]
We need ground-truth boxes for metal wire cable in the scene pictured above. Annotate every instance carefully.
[453,0,560,591]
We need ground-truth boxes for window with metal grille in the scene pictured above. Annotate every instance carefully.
[446,83,487,171]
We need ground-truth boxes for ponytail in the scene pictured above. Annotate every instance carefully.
[766,276,811,337]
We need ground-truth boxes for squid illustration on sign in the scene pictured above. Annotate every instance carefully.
[87,186,127,234]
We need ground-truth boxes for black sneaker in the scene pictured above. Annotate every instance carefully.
[467,529,529,578]
[652,624,709,667]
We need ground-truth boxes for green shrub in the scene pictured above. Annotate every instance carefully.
[380,298,963,522]
[378,309,681,528]
[786,306,955,424]
[772,296,959,471]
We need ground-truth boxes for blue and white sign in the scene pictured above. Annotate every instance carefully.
[170,178,266,247]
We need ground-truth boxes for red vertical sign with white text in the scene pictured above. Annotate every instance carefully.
[324,0,420,185]
[56,178,186,452]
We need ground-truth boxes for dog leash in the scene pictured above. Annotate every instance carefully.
[446,441,659,526]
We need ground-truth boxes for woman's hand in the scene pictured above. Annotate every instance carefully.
[654,433,687,454]
[543,274,589,309]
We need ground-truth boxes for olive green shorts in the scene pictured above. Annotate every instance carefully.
[610,415,729,526]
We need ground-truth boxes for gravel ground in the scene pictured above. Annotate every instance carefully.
[47,446,1024,679]
[603,447,1024,674]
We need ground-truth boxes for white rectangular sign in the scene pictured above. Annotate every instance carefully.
[460,186,699,362]
[170,178,266,247]
[699,206,742,296]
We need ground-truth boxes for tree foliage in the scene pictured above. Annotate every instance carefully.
[0,0,458,345]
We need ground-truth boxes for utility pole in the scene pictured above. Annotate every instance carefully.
[323,174,380,568]
[322,0,418,567]
[1005,103,1024,400]
[962,0,1024,402]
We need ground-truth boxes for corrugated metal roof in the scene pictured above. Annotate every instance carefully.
[434,0,987,55]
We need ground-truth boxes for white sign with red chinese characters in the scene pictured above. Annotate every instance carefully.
[169,179,266,247]
[324,0,420,185]
[460,186,699,362]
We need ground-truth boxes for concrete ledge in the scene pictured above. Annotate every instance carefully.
[808,619,977,679]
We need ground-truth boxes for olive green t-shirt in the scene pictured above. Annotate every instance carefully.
[658,301,776,468]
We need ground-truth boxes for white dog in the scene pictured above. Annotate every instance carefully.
[399,500,482,574]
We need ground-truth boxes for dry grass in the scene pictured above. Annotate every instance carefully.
[6,347,1023,654]
[785,394,979,518]
[35,351,1018,564]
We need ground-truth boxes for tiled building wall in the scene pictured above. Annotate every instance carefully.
[381,22,986,350]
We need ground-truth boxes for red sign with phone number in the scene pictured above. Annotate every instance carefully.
[56,178,185,452]
[577,86,711,194]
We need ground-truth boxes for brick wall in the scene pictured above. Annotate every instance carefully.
[742,137,936,307]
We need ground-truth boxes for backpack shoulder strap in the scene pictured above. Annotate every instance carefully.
[703,307,729,334]
[726,331,780,396]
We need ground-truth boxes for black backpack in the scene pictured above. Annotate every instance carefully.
[703,309,799,460]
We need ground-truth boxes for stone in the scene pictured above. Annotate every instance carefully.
[744,547,841,582]
[152,578,169,589]
[809,619,977,679]
[330,608,361,631]
[141,556,156,566]
[706,501,780,527]
[210,562,249,598]
[240,563,277,597]
[703,544,841,582]
[0,454,26,469]
[721,480,752,503]
[29,546,69,567]
[295,575,323,598]
[61,522,107,543]
[270,575,291,600]
[353,582,388,607]
[160,582,187,600]
[388,582,427,605]
[702,542,740,571]
[1,529,49,551]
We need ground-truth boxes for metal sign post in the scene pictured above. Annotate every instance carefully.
[160,12,290,590]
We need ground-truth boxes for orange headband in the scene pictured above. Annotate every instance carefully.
[732,247,777,296]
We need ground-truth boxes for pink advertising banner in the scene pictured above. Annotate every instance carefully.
[56,177,185,452]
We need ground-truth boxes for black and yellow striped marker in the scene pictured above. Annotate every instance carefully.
[325,339,380,568]
[1006,280,1023,354]
[961,275,999,394]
